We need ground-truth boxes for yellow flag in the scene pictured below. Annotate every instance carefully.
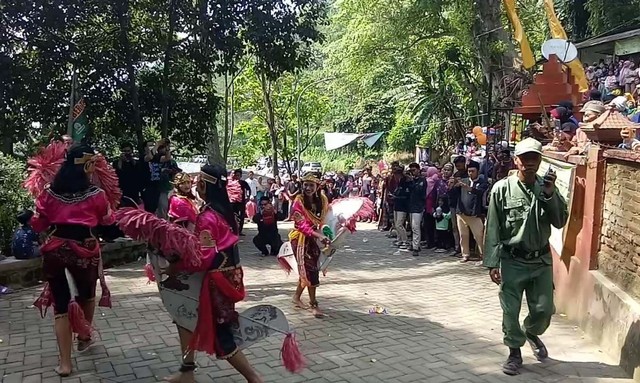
[502,0,536,69]
[543,0,588,92]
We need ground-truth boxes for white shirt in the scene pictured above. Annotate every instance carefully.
[246,178,259,197]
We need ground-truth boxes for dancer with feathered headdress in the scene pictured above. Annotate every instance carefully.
[118,164,306,383]
[26,142,120,377]
[278,172,375,318]
[168,172,199,229]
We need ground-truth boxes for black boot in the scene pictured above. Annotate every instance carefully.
[502,347,523,376]
[526,332,548,360]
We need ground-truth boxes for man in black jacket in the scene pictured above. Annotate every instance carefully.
[407,163,427,256]
[448,156,468,255]
[392,167,411,251]
[113,142,144,208]
[252,197,283,257]
[456,160,489,262]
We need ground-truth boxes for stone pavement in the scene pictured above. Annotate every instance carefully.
[0,222,633,383]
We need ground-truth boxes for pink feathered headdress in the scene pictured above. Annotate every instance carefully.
[88,155,122,210]
[24,141,122,209]
[23,141,67,198]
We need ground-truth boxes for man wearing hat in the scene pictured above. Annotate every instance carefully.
[483,138,568,376]
[564,101,607,158]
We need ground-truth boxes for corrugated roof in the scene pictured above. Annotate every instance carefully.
[575,28,640,49]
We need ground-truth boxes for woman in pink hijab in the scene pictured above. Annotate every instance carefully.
[619,61,632,90]
[421,167,447,248]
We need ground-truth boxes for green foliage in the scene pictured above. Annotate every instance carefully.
[0,154,32,255]
[585,0,640,36]
[387,114,419,153]
[302,146,379,171]
[320,0,499,154]
[232,63,332,173]
[1,0,327,164]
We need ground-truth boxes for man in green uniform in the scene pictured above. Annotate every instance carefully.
[483,138,568,376]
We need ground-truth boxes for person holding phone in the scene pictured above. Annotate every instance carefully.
[483,138,568,376]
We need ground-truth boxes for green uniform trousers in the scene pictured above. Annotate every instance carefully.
[499,257,554,348]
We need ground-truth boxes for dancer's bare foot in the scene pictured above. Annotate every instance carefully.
[164,371,195,383]
[54,365,72,377]
[292,298,308,309]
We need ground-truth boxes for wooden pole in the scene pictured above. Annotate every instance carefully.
[67,70,77,136]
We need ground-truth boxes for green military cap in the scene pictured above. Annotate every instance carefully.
[514,137,543,156]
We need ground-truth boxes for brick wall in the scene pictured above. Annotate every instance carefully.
[599,158,640,299]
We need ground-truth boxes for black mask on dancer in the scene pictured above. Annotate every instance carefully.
[198,164,238,235]
[50,143,95,195]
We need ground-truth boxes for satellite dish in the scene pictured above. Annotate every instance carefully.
[541,39,578,63]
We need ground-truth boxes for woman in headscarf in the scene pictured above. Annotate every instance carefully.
[619,60,632,90]
[31,144,116,377]
[624,62,639,94]
[605,70,620,94]
[550,106,578,138]
[421,167,447,249]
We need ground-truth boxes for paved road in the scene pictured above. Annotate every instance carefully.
[0,223,632,383]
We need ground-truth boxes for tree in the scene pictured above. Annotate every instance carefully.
[236,0,328,176]
[585,0,640,36]
[234,65,331,174]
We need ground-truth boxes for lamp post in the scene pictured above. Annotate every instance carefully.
[296,77,334,176]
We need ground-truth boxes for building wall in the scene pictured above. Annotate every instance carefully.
[553,148,640,380]
[599,159,640,300]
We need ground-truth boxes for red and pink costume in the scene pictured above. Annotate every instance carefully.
[24,142,121,340]
[32,186,115,338]
[168,194,198,227]
[188,206,245,358]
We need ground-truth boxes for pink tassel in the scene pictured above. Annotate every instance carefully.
[98,261,112,308]
[144,263,156,283]
[98,290,111,308]
[68,301,94,339]
[33,283,53,318]
[277,257,292,275]
[281,333,305,373]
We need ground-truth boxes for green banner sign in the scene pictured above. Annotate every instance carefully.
[71,98,88,142]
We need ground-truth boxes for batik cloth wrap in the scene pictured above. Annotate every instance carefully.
[286,194,329,288]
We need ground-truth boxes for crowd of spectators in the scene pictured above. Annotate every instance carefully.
[373,140,513,260]
[585,58,640,98]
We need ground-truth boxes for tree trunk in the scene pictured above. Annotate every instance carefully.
[228,77,235,161]
[160,0,177,139]
[259,73,279,178]
[0,119,13,155]
[207,132,224,166]
[115,0,143,151]
[281,124,292,175]
[195,0,222,165]
[471,0,517,102]
[223,73,230,161]
[207,76,224,166]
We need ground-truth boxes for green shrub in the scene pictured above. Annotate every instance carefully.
[0,153,32,255]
